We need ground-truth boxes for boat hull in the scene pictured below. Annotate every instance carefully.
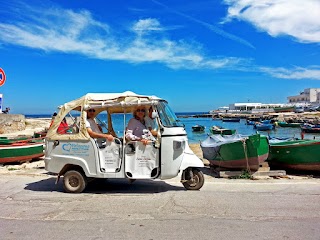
[268,140,320,171]
[301,127,320,133]
[202,134,269,170]
[274,106,295,113]
[210,128,236,135]
[222,118,240,122]
[277,122,302,128]
[192,126,205,132]
[0,143,44,163]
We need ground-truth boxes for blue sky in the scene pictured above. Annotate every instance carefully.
[0,0,319,114]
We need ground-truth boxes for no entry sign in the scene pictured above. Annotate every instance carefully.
[0,68,6,87]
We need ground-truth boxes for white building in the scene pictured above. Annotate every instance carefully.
[228,103,284,113]
[288,88,320,105]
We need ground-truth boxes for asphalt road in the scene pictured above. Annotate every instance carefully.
[0,171,319,240]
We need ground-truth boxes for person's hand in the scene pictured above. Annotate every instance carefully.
[106,134,114,142]
[141,138,149,145]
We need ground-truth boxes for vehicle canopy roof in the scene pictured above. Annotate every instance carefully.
[47,91,163,140]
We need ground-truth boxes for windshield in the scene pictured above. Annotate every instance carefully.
[157,101,184,127]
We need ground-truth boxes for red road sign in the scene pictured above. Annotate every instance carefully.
[0,68,6,87]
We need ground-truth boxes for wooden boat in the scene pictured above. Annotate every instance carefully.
[200,134,269,170]
[268,139,320,171]
[277,121,302,128]
[0,136,31,145]
[255,123,274,131]
[34,130,47,138]
[210,126,236,135]
[246,120,256,125]
[222,118,240,122]
[0,141,44,163]
[192,125,205,132]
[274,106,295,113]
[301,124,320,133]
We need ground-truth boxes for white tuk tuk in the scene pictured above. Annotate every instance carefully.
[45,91,204,193]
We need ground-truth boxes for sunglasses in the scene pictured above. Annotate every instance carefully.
[136,109,145,113]
[88,109,96,113]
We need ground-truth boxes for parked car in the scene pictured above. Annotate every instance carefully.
[294,106,304,113]
[309,105,320,112]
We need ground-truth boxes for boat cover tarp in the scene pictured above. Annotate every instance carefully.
[200,134,245,160]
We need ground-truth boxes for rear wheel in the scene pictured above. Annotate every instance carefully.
[182,168,204,190]
[63,170,87,193]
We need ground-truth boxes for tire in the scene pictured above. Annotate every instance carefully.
[182,168,204,190]
[63,170,87,193]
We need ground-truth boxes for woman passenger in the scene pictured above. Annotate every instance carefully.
[126,106,149,145]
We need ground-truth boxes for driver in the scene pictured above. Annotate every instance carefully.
[86,108,114,142]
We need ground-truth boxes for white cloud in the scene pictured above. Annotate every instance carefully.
[223,0,320,43]
[0,4,245,70]
[132,18,163,33]
[260,66,320,80]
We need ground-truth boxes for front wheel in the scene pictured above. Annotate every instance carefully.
[181,168,204,190]
[63,170,87,193]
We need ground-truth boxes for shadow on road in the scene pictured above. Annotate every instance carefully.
[24,177,185,194]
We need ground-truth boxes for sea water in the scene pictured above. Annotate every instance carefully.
[26,113,320,144]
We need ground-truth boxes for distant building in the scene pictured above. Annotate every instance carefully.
[288,88,320,105]
[228,103,283,113]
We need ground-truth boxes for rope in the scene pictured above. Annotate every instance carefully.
[241,138,252,175]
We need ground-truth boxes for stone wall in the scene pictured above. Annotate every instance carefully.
[0,114,26,134]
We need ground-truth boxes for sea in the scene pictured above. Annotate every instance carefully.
[26,112,320,144]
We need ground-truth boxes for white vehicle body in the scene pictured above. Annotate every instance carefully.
[45,91,204,192]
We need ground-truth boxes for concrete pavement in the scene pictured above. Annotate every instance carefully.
[0,171,319,240]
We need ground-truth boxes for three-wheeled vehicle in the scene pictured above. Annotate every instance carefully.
[45,91,204,193]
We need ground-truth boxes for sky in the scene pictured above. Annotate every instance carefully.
[0,0,319,114]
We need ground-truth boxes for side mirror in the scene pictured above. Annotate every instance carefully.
[151,111,158,119]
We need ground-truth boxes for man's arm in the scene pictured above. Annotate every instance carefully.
[87,128,114,141]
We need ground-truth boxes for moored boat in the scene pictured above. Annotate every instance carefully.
[255,123,274,131]
[277,121,302,128]
[0,142,44,163]
[222,118,240,122]
[209,126,236,135]
[0,136,31,145]
[301,124,320,133]
[192,125,205,132]
[200,134,269,170]
[274,106,295,113]
[268,139,320,171]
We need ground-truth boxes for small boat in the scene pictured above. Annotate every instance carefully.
[34,130,47,138]
[277,121,302,128]
[274,106,295,113]
[246,120,256,125]
[0,136,30,145]
[192,125,205,132]
[222,118,240,122]
[255,123,274,131]
[268,139,320,171]
[0,141,44,163]
[301,124,320,133]
[200,133,269,170]
[210,126,236,135]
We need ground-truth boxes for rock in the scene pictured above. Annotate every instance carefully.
[0,114,26,134]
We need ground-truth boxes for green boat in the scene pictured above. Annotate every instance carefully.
[0,136,30,145]
[0,142,44,163]
[210,126,236,135]
[268,139,320,171]
[201,134,269,170]
[274,106,295,113]
[277,121,302,128]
